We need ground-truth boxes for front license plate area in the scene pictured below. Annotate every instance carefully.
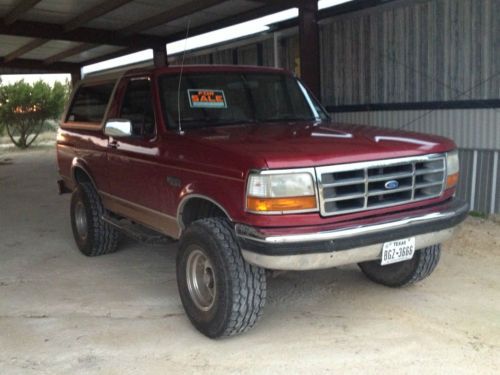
[381,237,415,266]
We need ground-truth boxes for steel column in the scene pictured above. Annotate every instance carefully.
[153,45,168,68]
[298,0,320,99]
[71,69,82,87]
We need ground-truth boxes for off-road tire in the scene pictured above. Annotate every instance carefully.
[177,218,266,338]
[358,244,441,287]
[70,182,119,256]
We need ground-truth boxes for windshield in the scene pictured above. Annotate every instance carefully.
[159,72,329,129]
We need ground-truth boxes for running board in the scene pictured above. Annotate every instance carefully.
[102,215,175,245]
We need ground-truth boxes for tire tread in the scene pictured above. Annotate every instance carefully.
[76,183,119,256]
[359,245,441,287]
[178,218,266,337]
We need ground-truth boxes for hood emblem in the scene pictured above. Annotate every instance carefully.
[384,180,399,190]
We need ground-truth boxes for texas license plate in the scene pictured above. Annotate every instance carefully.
[381,237,415,266]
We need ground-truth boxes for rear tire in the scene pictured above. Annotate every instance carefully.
[70,182,119,256]
[358,244,441,287]
[177,218,266,338]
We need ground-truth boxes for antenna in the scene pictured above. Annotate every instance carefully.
[177,19,191,135]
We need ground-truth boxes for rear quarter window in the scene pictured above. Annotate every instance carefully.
[66,82,115,123]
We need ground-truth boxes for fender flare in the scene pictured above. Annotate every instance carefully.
[70,158,97,188]
[177,194,233,230]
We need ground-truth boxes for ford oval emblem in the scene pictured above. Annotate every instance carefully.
[384,180,399,190]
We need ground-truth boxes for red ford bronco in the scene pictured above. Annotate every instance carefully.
[57,65,468,338]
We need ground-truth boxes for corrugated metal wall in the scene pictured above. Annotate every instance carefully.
[320,0,500,105]
[323,0,499,214]
[330,109,500,150]
[455,149,500,214]
[170,38,277,67]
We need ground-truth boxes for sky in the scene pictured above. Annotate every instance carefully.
[0,0,351,84]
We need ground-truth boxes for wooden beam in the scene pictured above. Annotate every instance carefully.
[0,19,165,48]
[44,43,96,65]
[0,58,80,73]
[3,0,42,25]
[81,1,295,67]
[3,38,47,62]
[298,0,320,98]
[120,0,227,35]
[64,0,135,32]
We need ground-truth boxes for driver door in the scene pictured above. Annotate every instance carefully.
[104,77,167,230]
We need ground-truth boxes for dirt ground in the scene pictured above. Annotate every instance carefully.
[1,149,499,375]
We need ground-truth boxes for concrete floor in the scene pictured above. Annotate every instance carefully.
[1,149,499,375]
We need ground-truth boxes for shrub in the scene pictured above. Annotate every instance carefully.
[0,80,69,149]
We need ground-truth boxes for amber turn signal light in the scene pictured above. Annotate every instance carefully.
[446,172,459,188]
[247,196,317,212]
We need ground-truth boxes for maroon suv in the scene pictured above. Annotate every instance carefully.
[57,65,468,338]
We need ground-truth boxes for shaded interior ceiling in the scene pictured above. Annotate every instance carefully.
[0,0,298,74]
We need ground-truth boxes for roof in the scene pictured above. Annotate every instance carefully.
[0,0,296,74]
[83,64,288,81]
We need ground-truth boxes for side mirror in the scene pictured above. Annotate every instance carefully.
[104,119,132,137]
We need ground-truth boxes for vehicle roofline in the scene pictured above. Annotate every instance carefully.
[82,64,290,83]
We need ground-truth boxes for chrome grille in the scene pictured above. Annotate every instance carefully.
[316,154,446,216]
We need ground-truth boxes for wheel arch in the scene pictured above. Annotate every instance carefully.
[71,158,97,189]
[178,194,232,230]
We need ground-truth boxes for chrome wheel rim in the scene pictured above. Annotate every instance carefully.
[186,248,216,311]
[74,201,88,240]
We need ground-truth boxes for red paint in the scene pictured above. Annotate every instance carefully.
[57,65,458,231]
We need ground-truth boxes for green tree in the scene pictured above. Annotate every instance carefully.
[0,80,69,149]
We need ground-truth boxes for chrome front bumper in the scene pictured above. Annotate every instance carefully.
[235,198,468,271]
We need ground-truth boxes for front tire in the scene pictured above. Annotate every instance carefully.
[177,218,266,338]
[358,244,441,287]
[70,182,119,256]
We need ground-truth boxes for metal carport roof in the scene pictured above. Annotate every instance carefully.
[0,0,297,75]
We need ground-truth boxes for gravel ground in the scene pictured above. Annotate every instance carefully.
[1,149,499,375]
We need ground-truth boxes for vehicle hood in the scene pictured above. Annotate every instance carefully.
[182,121,456,169]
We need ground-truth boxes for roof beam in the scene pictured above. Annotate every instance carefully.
[81,1,296,67]
[164,2,295,44]
[3,0,42,25]
[1,0,136,65]
[253,0,299,4]
[3,38,47,62]
[64,0,135,32]
[0,57,79,73]
[80,47,139,67]
[0,19,165,48]
[44,43,96,65]
[40,0,225,65]
[120,0,227,35]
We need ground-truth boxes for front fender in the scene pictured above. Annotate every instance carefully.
[176,178,246,227]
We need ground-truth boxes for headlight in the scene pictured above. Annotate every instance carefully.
[446,150,459,188]
[246,171,318,214]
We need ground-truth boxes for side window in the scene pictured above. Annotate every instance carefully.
[66,82,115,123]
[120,78,155,138]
